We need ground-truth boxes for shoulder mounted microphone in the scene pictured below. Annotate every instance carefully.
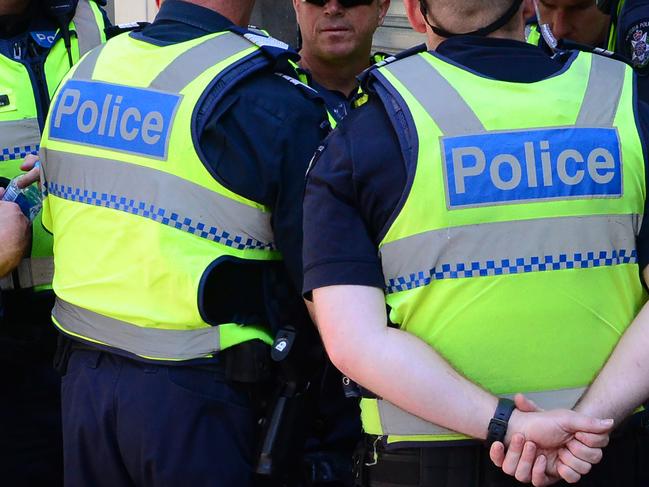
[44,0,79,67]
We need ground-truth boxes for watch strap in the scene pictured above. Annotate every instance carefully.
[486,398,516,446]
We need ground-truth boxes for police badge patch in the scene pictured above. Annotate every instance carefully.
[625,22,649,71]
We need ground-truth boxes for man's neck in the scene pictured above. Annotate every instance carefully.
[299,50,370,97]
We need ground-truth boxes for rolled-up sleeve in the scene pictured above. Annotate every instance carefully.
[302,128,385,296]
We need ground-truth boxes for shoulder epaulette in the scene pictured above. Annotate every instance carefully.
[229,26,299,62]
[105,22,149,40]
[274,73,318,95]
[356,44,427,102]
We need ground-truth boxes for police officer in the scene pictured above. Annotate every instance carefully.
[292,0,390,124]
[289,1,390,485]
[38,0,327,485]
[0,1,107,485]
[302,0,649,484]
[527,0,649,101]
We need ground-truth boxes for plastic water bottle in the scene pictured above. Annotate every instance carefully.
[1,177,42,222]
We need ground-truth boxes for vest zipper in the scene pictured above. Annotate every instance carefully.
[30,59,50,115]
[7,47,48,133]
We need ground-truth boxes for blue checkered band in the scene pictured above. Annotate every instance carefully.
[385,249,638,294]
[1,145,39,162]
[45,181,276,251]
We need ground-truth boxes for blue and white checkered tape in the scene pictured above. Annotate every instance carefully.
[46,181,276,252]
[1,144,39,162]
[386,249,638,294]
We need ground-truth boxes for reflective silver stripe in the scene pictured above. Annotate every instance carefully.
[17,257,54,288]
[382,55,485,136]
[53,298,222,360]
[0,119,41,160]
[576,55,626,127]
[43,149,276,251]
[0,257,54,290]
[375,387,586,437]
[149,32,256,93]
[71,43,106,80]
[72,0,103,58]
[380,214,640,293]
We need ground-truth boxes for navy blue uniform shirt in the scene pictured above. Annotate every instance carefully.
[135,1,327,309]
[300,53,387,124]
[303,36,649,295]
[616,0,649,101]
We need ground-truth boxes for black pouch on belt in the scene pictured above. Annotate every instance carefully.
[222,339,272,384]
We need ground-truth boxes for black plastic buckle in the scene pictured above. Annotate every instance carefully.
[271,327,296,362]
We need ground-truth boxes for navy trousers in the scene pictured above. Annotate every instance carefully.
[61,349,257,487]
[0,291,63,487]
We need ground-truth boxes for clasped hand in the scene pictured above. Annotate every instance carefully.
[490,395,613,486]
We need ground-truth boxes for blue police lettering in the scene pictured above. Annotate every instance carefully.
[31,31,56,48]
[452,141,615,193]
[49,80,180,159]
[443,128,622,208]
[36,33,56,44]
[54,88,164,145]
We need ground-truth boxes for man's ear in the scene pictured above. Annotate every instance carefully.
[522,0,535,21]
[292,0,302,21]
[378,0,391,26]
[403,0,427,33]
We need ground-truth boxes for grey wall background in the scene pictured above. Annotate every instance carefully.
[250,0,299,47]
[105,0,115,23]
[105,0,299,46]
[102,1,422,53]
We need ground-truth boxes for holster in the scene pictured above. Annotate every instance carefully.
[222,339,271,384]
[256,326,313,481]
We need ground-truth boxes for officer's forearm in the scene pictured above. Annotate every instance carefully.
[313,285,499,440]
[576,293,649,423]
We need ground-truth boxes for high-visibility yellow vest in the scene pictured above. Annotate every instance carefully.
[361,50,647,446]
[0,0,106,292]
[40,29,294,361]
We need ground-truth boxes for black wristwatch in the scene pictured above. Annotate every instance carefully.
[486,398,516,446]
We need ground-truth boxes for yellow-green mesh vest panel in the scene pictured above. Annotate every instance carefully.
[41,31,280,361]
[0,0,105,292]
[360,51,647,445]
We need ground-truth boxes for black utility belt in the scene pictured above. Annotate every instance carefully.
[58,335,272,383]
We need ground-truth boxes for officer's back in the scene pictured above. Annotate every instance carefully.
[303,0,649,485]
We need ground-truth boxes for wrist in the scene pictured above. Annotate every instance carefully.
[503,408,524,446]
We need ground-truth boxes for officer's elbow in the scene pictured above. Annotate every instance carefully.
[318,319,358,377]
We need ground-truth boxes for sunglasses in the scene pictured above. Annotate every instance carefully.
[302,0,375,7]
